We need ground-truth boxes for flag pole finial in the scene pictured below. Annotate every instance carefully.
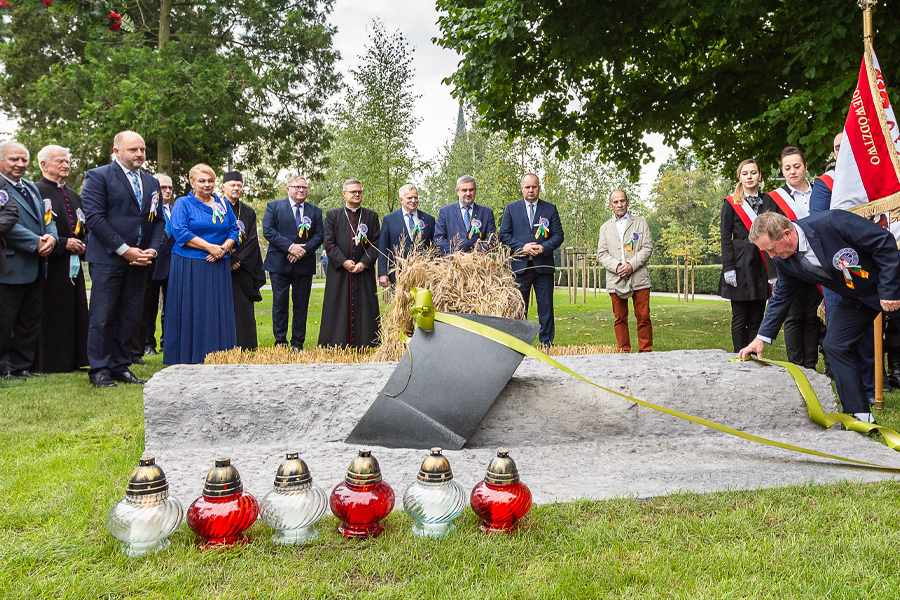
[859,0,875,38]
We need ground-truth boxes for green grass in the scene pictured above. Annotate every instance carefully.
[1,290,899,599]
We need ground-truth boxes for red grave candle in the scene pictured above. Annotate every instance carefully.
[186,458,258,548]
[470,449,532,533]
[330,449,395,539]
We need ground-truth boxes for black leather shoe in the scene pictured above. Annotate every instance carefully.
[90,372,117,387]
[12,370,42,378]
[290,345,303,352]
[132,357,148,366]
[111,370,147,385]
[2,372,26,382]
[145,347,159,356]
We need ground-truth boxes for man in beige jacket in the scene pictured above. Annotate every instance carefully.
[597,190,653,352]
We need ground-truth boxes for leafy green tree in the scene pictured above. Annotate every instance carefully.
[0,0,340,183]
[321,19,420,215]
[434,0,898,176]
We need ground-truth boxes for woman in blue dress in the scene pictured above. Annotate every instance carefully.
[163,164,240,364]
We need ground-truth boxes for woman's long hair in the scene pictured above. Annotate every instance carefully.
[732,158,761,205]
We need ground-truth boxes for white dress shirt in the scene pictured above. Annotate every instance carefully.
[615,212,630,263]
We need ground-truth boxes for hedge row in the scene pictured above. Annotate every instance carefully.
[555,264,723,295]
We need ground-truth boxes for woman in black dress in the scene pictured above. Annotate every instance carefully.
[719,159,770,352]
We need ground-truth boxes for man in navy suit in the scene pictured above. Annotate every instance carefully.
[262,175,324,350]
[141,173,176,356]
[738,211,900,424]
[434,175,497,255]
[81,131,165,387]
[378,183,435,287]
[0,141,57,381]
[499,173,564,345]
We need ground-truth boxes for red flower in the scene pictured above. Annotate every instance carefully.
[108,11,121,31]
[42,0,52,7]
[0,0,9,8]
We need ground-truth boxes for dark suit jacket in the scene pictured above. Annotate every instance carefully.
[377,208,435,281]
[0,177,58,285]
[152,205,175,281]
[758,210,900,340]
[434,202,496,255]
[81,162,165,265]
[262,198,324,276]
[498,198,564,275]
[0,180,20,277]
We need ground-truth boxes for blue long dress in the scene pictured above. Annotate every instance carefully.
[163,192,241,364]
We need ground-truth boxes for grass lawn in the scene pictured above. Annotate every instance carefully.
[2,290,899,599]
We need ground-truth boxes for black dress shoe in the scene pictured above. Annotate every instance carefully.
[111,370,147,385]
[2,372,26,382]
[132,357,148,366]
[145,347,159,356]
[290,345,303,352]
[90,372,117,388]
[12,370,42,378]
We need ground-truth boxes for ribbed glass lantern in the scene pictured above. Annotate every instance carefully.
[259,453,328,544]
[403,448,466,539]
[106,457,184,556]
[330,449,395,539]
[186,458,259,548]
[470,449,532,533]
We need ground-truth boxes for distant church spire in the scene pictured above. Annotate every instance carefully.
[454,103,466,144]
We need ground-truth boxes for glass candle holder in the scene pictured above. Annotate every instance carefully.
[106,457,184,556]
[260,453,328,544]
[403,448,466,539]
[330,449,395,539]
[470,449,532,533]
[186,458,258,549]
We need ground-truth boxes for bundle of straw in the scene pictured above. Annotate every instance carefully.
[205,345,376,365]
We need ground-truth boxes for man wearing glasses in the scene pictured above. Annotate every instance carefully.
[262,175,324,350]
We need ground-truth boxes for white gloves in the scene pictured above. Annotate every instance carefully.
[724,270,737,287]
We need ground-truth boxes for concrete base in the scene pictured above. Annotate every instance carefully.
[143,350,900,507]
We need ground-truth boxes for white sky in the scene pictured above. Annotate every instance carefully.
[0,1,673,194]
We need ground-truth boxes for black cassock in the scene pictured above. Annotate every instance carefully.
[34,177,89,372]
[318,206,381,348]
[228,199,266,350]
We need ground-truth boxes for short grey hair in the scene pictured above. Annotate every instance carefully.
[398,183,417,197]
[0,140,29,161]
[287,174,307,186]
[456,175,476,189]
[37,145,71,165]
[154,173,173,186]
[342,178,362,191]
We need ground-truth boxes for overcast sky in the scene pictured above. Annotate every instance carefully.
[1,1,672,192]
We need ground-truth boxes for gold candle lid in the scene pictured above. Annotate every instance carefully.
[203,458,243,497]
[345,449,382,484]
[417,447,453,483]
[484,449,520,486]
[273,452,313,490]
[126,456,169,498]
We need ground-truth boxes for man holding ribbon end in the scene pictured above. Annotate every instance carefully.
[499,173,564,345]
[739,211,900,425]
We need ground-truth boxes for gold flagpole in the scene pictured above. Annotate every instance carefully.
[860,0,885,411]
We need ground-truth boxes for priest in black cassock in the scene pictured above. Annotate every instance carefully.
[318,179,381,348]
[223,171,266,349]
[34,145,89,372]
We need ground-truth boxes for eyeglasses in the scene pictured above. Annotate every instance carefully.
[288,185,308,190]
[159,186,173,190]
[344,190,363,195]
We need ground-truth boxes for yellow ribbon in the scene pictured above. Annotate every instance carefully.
[403,290,900,471]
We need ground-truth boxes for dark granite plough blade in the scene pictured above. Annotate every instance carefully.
[345,314,539,450]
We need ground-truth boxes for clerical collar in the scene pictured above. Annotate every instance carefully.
[345,205,359,213]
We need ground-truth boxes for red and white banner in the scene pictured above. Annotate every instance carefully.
[832,40,900,238]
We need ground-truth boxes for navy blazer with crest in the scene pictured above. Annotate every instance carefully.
[377,208,435,281]
[262,198,324,276]
[434,202,496,255]
[81,162,166,265]
[0,177,58,285]
[498,198,564,275]
[758,210,900,341]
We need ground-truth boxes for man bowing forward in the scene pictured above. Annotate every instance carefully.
[499,173,564,345]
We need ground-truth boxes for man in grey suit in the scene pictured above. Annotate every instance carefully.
[0,141,58,381]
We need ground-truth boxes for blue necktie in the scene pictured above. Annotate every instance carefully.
[294,203,303,229]
[127,170,143,208]
[463,206,471,232]
[407,213,415,235]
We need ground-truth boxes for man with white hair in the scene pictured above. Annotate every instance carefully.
[0,141,58,381]
[378,183,435,287]
[34,145,88,372]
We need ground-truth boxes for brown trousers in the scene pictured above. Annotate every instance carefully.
[610,288,652,352]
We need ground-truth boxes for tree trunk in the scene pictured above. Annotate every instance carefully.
[157,0,173,176]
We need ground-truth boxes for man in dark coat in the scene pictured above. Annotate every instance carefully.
[378,183,435,287]
[0,141,58,381]
[739,211,900,425]
[34,145,89,372]
[141,174,176,355]
[318,179,381,348]
[434,175,496,255]
[262,175,324,350]
[0,178,20,278]
[499,173,564,345]
[81,130,165,387]
[223,171,266,350]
